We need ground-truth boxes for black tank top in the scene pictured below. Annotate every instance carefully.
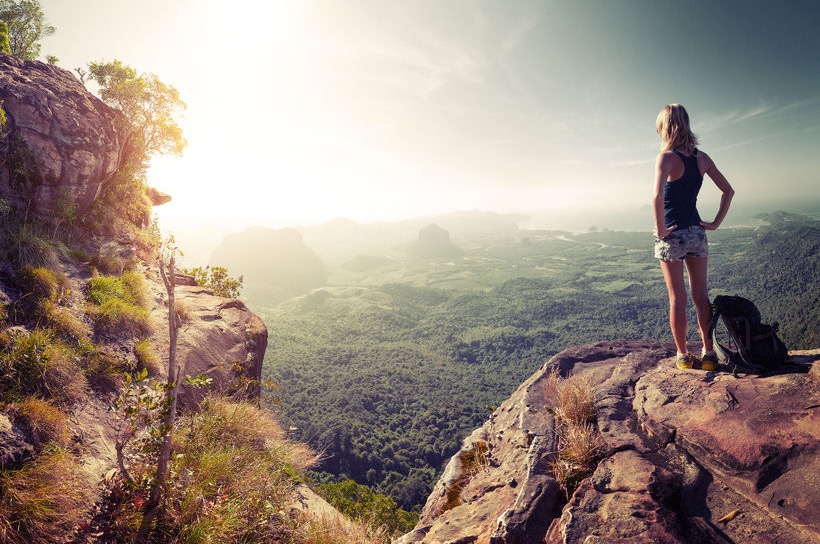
[663,149,703,228]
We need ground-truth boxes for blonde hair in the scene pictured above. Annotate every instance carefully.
[656,104,698,153]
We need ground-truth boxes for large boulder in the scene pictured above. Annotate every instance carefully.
[401,341,820,544]
[144,264,268,408]
[0,55,129,218]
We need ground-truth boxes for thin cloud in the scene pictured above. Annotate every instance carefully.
[714,123,820,151]
[697,98,820,135]
[501,17,541,53]
[695,105,773,134]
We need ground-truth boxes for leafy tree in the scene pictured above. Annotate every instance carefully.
[0,0,54,60]
[87,60,187,167]
[317,479,418,535]
[83,61,186,235]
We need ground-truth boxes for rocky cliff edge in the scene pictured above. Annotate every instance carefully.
[400,340,819,544]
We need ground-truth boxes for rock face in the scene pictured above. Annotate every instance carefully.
[0,54,129,218]
[144,264,268,407]
[400,340,819,544]
[0,413,35,470]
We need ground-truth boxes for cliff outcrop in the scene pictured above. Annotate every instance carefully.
[144,265,268,407]
[0,55,129,218]
[400,340,819,544]
[0,56,267,475]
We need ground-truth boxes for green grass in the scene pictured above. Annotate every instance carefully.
[86,273,153,338]
[0,328,87,405]
[8,225,60,270]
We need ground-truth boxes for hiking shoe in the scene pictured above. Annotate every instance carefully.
[700,352,719,371]
[675,352,695,370]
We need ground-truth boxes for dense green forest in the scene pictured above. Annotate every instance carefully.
[245,211,818,511]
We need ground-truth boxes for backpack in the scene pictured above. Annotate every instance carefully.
[709,295,789,372]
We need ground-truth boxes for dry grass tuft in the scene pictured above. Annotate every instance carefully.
[542,368,562,406]
[101,394,325,543]
[543,370,605,500]
[300,512,390,544]
[555,374,596,426]
[174,300,191,323]
[558,422,604,467]
[0,448,92,544]
[6,397,71,449]
[133,338,160,375]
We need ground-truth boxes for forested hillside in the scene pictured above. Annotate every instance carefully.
[252,211,818,511]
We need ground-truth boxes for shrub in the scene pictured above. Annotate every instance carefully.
[105,395,322,543]
[185,265,243,298]
[84,164,152,237]
[0,328,87,405]
[0,447,92,544]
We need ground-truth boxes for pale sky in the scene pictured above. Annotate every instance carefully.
[39,0,820,242]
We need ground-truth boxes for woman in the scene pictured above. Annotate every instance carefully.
[653,104,734,370]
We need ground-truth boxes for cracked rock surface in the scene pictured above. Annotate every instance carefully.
[0,55,129,218]
[399,340,819,544]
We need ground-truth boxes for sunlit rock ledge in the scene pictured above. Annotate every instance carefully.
[399,340,819,544]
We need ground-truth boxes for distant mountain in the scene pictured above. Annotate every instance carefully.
[297,211,524,263]
[210,226,326,300]
[409,224,463,259]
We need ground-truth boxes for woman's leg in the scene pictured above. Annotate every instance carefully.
[685,255,713,351]
[659,259,688,354]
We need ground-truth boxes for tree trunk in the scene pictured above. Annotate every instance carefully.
[137,254,180,542]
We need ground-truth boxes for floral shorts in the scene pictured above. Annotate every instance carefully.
[654,225,708,261]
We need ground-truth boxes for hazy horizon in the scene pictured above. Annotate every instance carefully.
[39,0,820,246]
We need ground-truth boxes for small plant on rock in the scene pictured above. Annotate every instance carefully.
[185,265,243,298]
[544,370,605,500]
